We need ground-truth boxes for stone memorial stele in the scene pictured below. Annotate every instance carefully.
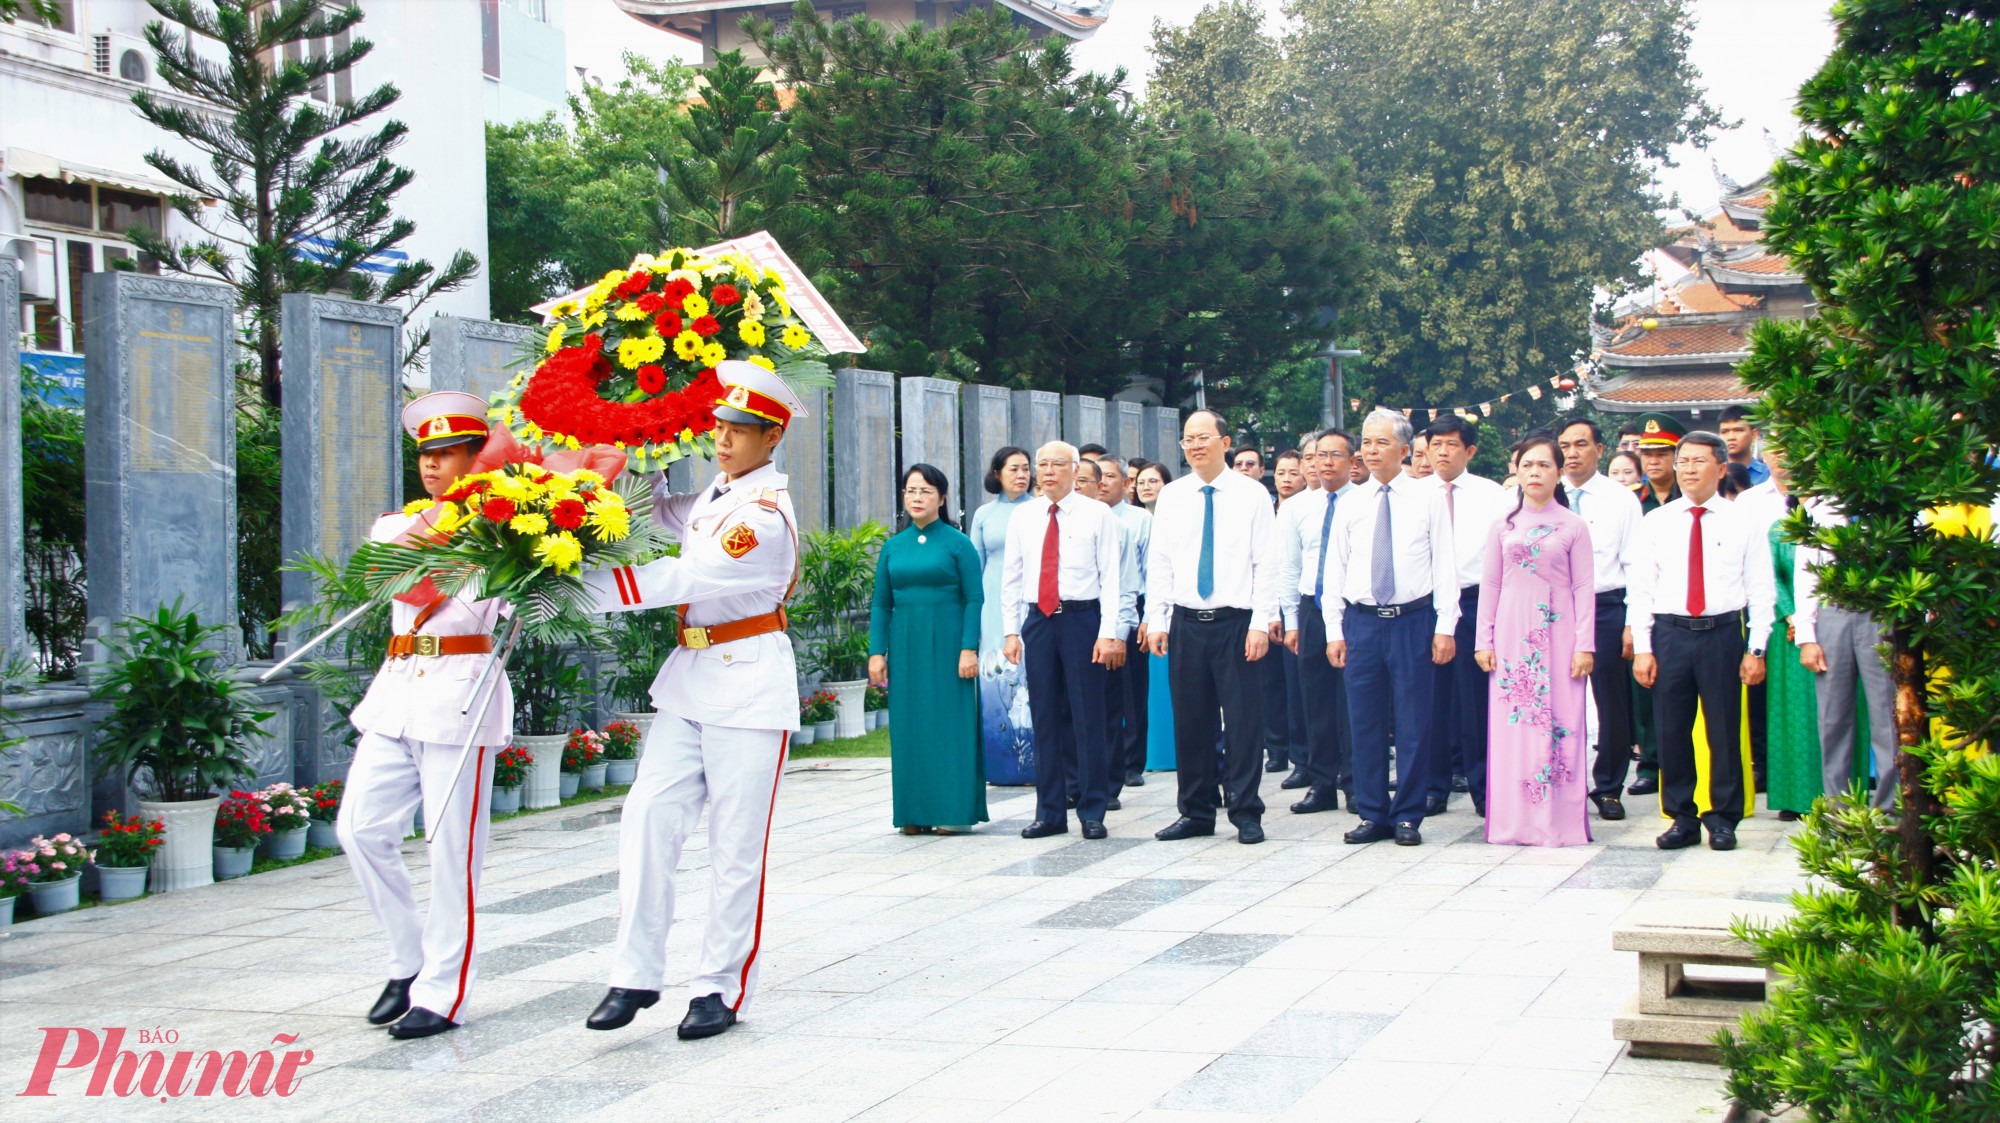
[278,293,402,654]
[899,376,961,512]
[1062,394,1106,451]
[82,273,238,658]
[1010,389,1060,458]
[0,258,25,662]
[430,314,537,406]
[780,384,829,531]
[1110,400,1145,461]
[960,384,1011,513]
[834,369,896,531]
[1145,405,1183,475]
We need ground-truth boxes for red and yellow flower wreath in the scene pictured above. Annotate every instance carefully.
[492,247,829,469]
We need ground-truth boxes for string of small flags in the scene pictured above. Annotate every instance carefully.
[1350,371,1580,422]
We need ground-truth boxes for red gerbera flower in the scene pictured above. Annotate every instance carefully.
[636,364,667,394]
[482,497,517,522]
[636,292,666,314]
[616,270,653,297]
[550,498,588,531]
[653,311,683,337]
[582,332,604,353]
[691,314,722,337]
[663,277,696,303]
[710,283,740,305]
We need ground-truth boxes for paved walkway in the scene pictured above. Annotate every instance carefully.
[1,760,1806,1121]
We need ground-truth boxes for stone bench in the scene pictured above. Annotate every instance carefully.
[1611,898,1794,1061]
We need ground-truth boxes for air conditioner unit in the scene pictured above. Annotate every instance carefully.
[2,235,58,302]
[106,32,153,85]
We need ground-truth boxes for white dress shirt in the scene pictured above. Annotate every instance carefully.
[1274,480,1357,629]
[1319,470,1459,640]
[1104,498,1146,636]
[1432,470,1508,590]
[1000,488,1123,639]
[1791,496,1843,645]
[1560,472,1644,595]
[1110,500,1153,590]
[1625,494,1777,656]
[1737,479,1789,531]
[1143,467,1279,634]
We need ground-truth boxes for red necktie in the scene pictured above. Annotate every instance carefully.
[1686,506,1707,616]
[1038,505,1061,616]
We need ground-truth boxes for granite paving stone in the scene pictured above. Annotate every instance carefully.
[0,757,1806,1121]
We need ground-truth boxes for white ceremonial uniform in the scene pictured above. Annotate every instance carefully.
[339,511,512,1024]
[578,460,799,1012]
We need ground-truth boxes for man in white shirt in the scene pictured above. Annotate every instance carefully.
[1075,457,1146,808]
[1794,494,1898,809]
[1275,429,1360,812]
[1557,418,1647,821]
[1422,416,1507,818]
[1629,432,1776,851]
[1144,410,1279,844]
[1003,442,1126,840]
[1322,409,1459,846]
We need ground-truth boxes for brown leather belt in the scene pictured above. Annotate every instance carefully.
[387,634,495,658]
[678,607,788,650]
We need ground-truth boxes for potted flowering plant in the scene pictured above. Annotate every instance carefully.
[256,783,314,860]
[491,746,533,813]
[92,811,165,901]
[212,792,271,880]
[561,729,604,796]
[865,684,888,731]
[0,854,29,926]
[306,780,343,850]
[803,689,839,743]
[601,720,641,785]
[18,834,93,915]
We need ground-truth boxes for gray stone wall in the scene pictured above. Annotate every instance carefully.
[1109,400,1145,462]
[778,385,828,532]
[1145,405,1184,475]
[899,377,961,515]
[1010,390,1060,458]
[0,687,91,850]
[0,258,25,663]
[834,369,895,530]
[1063,394,1106,451]
[960,384,1011,516]
[81,274,239,657]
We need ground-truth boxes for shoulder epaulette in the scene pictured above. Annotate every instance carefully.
[755,488,781,509]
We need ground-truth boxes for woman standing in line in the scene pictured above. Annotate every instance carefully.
[870,464,986,835]
[1130,461,1179,773]
[1476,436,1597,846]
[967,447,1036,785]
[1607,451,1645,495]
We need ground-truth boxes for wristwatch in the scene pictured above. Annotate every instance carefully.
[1748,645,1766,659]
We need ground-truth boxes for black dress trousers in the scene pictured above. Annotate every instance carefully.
[1295,596,1352,794]
[1588,591,1635,798]
[1651,615,1747,827]
[1168,608,1267,827]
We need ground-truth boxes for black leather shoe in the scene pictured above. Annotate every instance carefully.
[1777,809,1801,822]
[1265,756,1289,773]
[586,987,660,1031]
[1021,820,1068,839]
[366,975,416,1025]
[677,993,737,1040]
[1291,787,1340,814]
[1627,774,1659,796]
[1105,797,1122,812]
[1236,820,1265,845]
[1344,820,1394,844]
[1280,767,1310,790]
[1657,821,1701,850]
[1394,822,1422,846]
[1592,796,1627,821]
[1154,817,1215,841]
[1124,770,1145,787]
[1451,774,1470,793]
[1065,796,1078,809]
[387,1006,457,1039]
[1080,820,1107,840]
[1472,798,1486,818]
[1425,795,1449,817]
[1707,821,1738,851]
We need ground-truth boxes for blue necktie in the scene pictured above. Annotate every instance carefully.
[1198,485,1216,600]
[1314,490,1338,601]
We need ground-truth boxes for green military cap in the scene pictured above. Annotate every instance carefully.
[1634,412,1687,449]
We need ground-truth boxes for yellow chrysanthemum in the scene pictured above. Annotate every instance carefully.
[682,292,710,319]
[615,301,648,322]
[629,252,658,272]
[534,531,584,573]
[748,355,776,372]
[667,268,703,290]
[430,502,466,535]
[738,320,767,346]
[616,337,648,369]
[781,324,812,349]
[571,468,607,487]
[772,290,792,317]
[741,289,764,317]
[699,341,728,367]
[673,331,703,361]
[549,298,579,318]
[403,498,436,516]
[585,501,631,542]
[600,269,627,288]
[490,475,531,502]
[1924,503,1995,540]
[765,267,787,289]
[583,310,607,328]
[509,512,550,535]
[545,326,566,353]
[638,335,666,363]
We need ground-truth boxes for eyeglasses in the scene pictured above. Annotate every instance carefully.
[902,487,939,497]
[1034,460,1074,471]
[1180,435,1221,447]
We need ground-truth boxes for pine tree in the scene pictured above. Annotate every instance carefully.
[127,0,477,406]
[663,49,802,244]
[1719,2,2000,1116]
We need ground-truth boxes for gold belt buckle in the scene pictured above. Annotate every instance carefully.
[413,634,440,657]
[682,626,710,650]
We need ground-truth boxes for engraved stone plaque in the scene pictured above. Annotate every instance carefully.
[960,384,1012,516]
[430,314,537,406]
[834,369,896,531]
[899,377,961,514]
